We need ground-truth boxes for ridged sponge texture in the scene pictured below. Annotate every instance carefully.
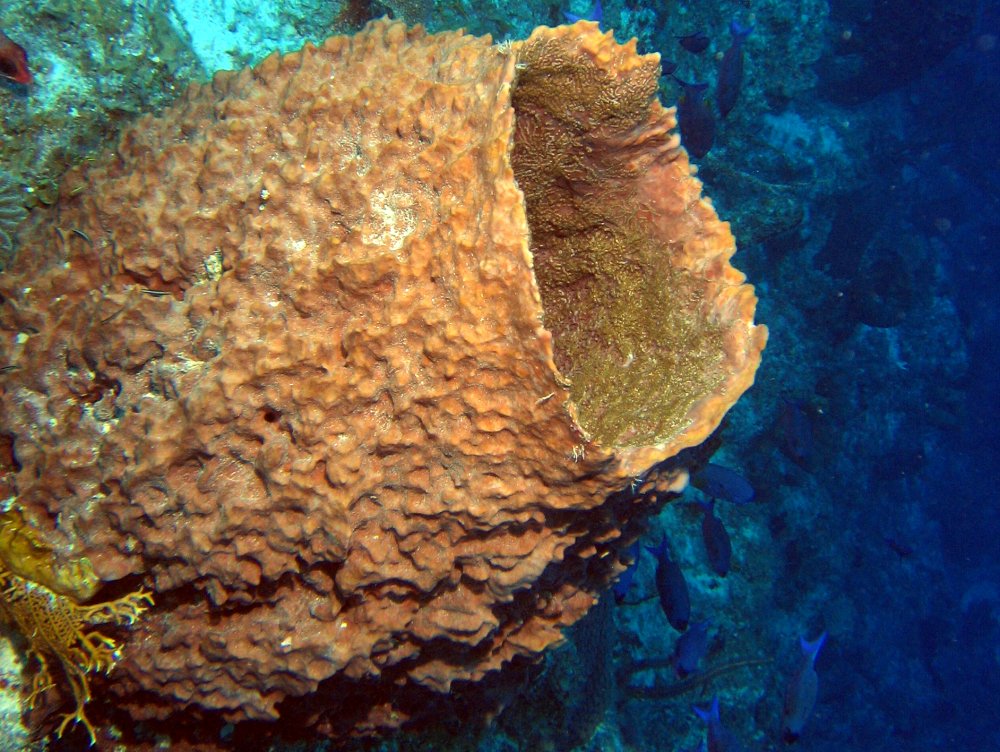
[0,19,764,740]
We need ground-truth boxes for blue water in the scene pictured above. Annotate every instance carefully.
[612,2,1000,749]
[3,0,999,750]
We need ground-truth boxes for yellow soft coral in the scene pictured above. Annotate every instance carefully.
[0,509,99,601]
[0,508,151,746]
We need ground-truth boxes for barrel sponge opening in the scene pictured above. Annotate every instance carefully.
[511,25,761,449]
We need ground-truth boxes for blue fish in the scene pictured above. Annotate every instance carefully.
[675,79,715,159]
[716,21,753,118]
[782,632,827,743]
[646,536,690,632]
[564,0,603,24]
[612,541,641,603]
[678,31,710,54]
[674,619,711,677]
[694,696,746,752]
[691,464,755,505]
[700,501,732,577]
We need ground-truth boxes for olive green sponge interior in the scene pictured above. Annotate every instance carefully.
[510,35,725,448]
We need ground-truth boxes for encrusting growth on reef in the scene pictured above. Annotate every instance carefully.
[0,508,152,745]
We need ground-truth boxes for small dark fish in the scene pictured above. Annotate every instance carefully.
[692,464,754,505]
[782,632,827,743]
[717,21,753,118]
[695,696,747,752]
[884,536,914,559]
[0,30,31,85]
[646,536,690,632]
[678,31,710,54]
[776,399,813,467]
[662,59,678,77]
[70,228,92,244]
[564,0,603,24]
[700,500,732,577]
[674,619,711,677]
[612,541,641,603]
[674,78,715,159]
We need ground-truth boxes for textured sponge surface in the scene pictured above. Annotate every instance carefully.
[0,19,763,740]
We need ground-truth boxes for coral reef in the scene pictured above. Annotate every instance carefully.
[0,0,201,216]
[0,630,35,752]
[0,18,763,747]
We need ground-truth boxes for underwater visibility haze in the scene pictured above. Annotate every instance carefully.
[0,0,996,750]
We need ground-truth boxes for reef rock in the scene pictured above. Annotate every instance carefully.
[0,19,765,746]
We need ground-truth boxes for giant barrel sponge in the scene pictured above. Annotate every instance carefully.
[0,19,766,747]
